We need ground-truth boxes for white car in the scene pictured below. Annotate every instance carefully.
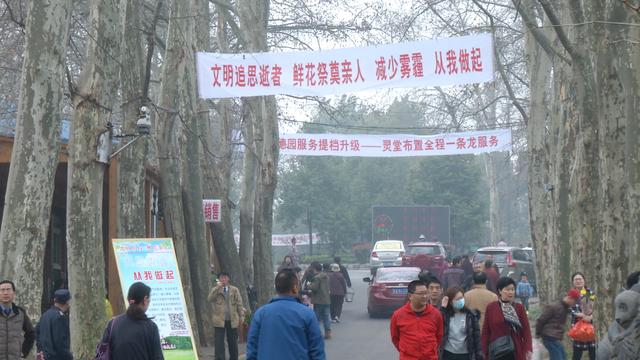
[370,240,405,268]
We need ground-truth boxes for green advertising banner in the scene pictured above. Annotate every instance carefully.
[113,238,198,360]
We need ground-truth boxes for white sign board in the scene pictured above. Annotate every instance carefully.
[279,129,511,157]
[196,34,494,98]
[202,199,221,223]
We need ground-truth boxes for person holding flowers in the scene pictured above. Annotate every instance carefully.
[569,272,596,360]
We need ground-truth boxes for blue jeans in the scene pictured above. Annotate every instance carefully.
[314,304,331,332]
[543,337,566,360]
[519,297,530,311]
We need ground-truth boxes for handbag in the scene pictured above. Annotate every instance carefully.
[345,290,355,303]
[489,335,515,359]
[93,316,118,360]
[568,319,596,342]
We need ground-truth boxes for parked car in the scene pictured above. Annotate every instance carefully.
[363,266,421,317]
[472,246,536,290]
[401,242,448,278]
[369,240,405,268]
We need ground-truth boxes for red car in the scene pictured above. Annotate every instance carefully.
[401,242,448,278]
[363,266,421,317]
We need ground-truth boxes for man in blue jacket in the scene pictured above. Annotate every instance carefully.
[247,268,325,360]
[35,289,73,360]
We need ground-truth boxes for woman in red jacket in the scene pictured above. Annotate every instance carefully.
[481,277,532,360]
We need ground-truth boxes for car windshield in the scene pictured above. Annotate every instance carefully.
[376,269,420,282]
[407,246,441,255]
[374,242,403,251]
[474,251,508,264]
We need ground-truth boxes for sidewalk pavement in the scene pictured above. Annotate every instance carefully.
[200,343,247,360]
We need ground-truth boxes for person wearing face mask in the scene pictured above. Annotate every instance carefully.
[439,287,482,360]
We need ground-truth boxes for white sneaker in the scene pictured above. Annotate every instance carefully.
[335,317,340,323]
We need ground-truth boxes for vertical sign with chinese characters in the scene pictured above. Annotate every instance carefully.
[112,238,198,360]
[202,199,221,223]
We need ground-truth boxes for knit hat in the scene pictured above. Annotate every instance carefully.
[567,288,581,300]
[54,289,71,303]
[330,263,340,272]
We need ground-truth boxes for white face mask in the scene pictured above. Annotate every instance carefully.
[453,298,465,310]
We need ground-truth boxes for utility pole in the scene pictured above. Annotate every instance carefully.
[307,206,313,256]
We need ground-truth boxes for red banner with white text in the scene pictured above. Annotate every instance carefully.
[196,34,493,99]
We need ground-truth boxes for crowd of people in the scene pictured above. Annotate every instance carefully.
[1,258,639,360]
[390,261,640,360]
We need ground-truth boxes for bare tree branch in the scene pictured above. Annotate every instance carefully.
[622,0,640,12]
[511,0,572,65]
[143,0,164,103]
[537,0,578,61]
[471,0,529,125]
[2,0,24,28]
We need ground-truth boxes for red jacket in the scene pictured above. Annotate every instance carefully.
[390,302,443,360]
[481,301,532,360]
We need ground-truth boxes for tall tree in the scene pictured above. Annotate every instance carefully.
[515,0,640,331]
[0,0,73,318]
[66,0,122,356]
[236,0,279,306]
[111,0,152,315]
[156,0,202,347]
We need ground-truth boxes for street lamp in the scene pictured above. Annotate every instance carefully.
[96,106,151,163]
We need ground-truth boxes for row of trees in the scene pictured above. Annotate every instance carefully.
[276,96,530,252]
[0,0,637,352]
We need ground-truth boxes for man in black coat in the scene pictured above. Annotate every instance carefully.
[333,257,352,288]
[36,289,73,360]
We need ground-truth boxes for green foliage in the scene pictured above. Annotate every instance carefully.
[163,336,193,350]
[276,96,490,252]
[407,155,489,248]
[163,350,196,360]
[353,249,370,264]
[301,253,357,264]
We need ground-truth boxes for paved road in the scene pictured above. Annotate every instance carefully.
[325,269,398,359]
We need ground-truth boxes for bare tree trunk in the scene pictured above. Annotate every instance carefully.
[117,0,148,239]
[0,0,72,320]
[191,0,215,345]
[237,0,277,307]
[201,98,249,307]
[253,96,278,306]
[239,100,258,284]
[66,0,121,356]
[156,0,201,348]
[518,1,640,331]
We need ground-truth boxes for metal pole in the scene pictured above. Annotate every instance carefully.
[307,206,313,256]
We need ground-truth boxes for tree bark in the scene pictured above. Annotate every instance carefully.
[156,0,201,348]
[117,0,147,239]
[519,1,640,332]
[237,0,278,307]
[201,98,249,308]
[66,0,122,357]
[239,100,258,284]
[0,0,72,320]
[191,0,216,345]
[253,96,278,306]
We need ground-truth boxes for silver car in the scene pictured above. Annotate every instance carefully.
[369,240,405,268]
[472,246,537,290]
